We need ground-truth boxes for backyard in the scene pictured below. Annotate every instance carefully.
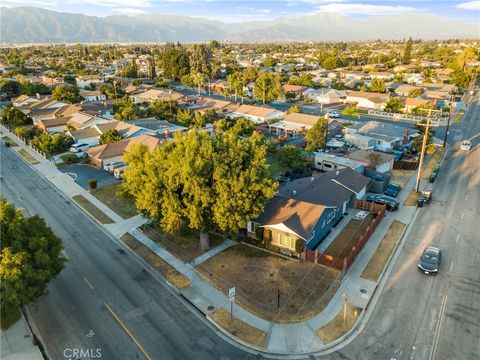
[90,182,137,219]
[323,214,374,260]
[196,244,341,323]
[142,225,225,263]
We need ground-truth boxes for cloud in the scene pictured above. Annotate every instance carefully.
[316,3,417,16]
[456,1,480,10]
[113,7,146,14]
[83,0,151,7]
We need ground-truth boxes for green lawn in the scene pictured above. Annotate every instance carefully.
[72,195,115,224]
[90,183,137,219]
[266,154,288,177]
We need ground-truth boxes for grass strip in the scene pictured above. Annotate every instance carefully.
[72,194,114,224]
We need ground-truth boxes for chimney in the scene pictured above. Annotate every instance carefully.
[292,190,297,196]
[311,177,314,182]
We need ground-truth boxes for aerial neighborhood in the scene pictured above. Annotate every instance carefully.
[0,6,479,359]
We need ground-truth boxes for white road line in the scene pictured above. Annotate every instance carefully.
[61,250,69,260]
[430,295,448,360]
[83,277,94,290]
[456,234,460,243]
[449,262,454,273]
[465,194,468,201]
[461,212,464,219]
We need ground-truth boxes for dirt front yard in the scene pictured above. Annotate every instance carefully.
[90,182,137,219]
[142,225,225,263]
[196,244,341,323]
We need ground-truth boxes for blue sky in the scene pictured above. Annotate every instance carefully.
[3,0,480,23]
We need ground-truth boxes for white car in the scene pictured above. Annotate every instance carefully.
[70,143,90,153]
[355,210,369,220]
[329,111,340,118]
[460,140,471,151]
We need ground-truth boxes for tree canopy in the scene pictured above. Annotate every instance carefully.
[0,199,64,328]
[99,128,123,145]
[369,78,386,93]
[122,131,277,249]
[31,133,74,156]
[305,118,328,152]
[52,84,82,104]
[384,98,405,113]
[254,71,283,104]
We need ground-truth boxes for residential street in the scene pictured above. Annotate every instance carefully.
[0,145,247,360]
[325,92,480,360]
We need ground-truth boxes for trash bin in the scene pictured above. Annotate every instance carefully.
[429,172,437,183]
[417,196,426,207]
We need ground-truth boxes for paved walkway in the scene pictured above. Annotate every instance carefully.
[189,239,236,266]
[1,315,43,360]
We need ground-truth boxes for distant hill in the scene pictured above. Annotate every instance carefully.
[1,7,477,44]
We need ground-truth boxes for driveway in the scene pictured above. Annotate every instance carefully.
[59,164,119,190]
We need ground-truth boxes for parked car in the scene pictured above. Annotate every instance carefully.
[418,246,442,275]
[365,194,399,211]
[4,140,11,147]
[113,165,129,179]
[70,143,90,153]
[460,140,471,151]
[384,183,402,197]
[106,161,126,173]
[329,111,340,118]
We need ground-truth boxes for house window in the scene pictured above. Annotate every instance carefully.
[327,210,336,223]
[247,221,260,233]
[324,162,332,169]
[278,234,295,249]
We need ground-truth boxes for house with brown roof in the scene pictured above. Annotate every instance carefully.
[27,104,79,123]
[283,84,307,99]
[268,112,342,138]
[80,89,107,102]
[37,117,72,133]
[130,88,190,105]
[189,97,236,116]
[248,168,371,254]
[76,74,105,89]
[85,134,161,169]
[404,98,433,114]
[230,104,284,124]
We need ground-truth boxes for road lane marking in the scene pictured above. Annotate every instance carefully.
[83,277,94,290]
[461,212,464,219]
[465,194,468,201]
[429,295,448,360]
[104,302,153,360]
[61,250,69,260]
[449,262,454,273]
[456,234,460,243]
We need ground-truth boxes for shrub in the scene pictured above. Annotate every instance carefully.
[295,239,304,254]
[264,228,272,242]
[88,178,97,189]
[60,153,80,164]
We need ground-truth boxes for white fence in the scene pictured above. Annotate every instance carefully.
[367,110,446,127]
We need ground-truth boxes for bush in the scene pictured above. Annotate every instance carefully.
[60,153,80,164]
[264,228,272,242]
[295,239,304,254]
[88,178,97,189]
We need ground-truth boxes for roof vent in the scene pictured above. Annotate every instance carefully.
[311,177,314,182]
[293,190,297,196]
[336,171,340,176]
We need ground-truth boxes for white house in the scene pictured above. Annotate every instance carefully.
[346,91,388,110]
[80,89,107,102]
[368,72,394,81]
[76,75,105,89]
[230,104,284,124]
[302,88,344,104]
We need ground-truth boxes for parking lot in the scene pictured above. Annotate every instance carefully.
[59,164,119,190]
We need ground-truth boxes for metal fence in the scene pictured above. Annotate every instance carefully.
[367,110,445,126]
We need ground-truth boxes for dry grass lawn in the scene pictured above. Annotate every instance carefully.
[316,302,361,344]
[72,194,114,224]
[90,183,137,219]
[391,169,415,189]
[211,307,267,348]
[18,148,39,164]
[324,215,374,259]
[452,111,464,124]
[361,220,406,282]
[120,233,192,289]
[2,136,18,147]
[422,147,444,180]
[196,244,341,323]
[404,190,420,206]
[142,226,224,263]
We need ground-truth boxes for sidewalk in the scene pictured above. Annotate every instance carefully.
[128,195,418,353]
[1,315,43,360]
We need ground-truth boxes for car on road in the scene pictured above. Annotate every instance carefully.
[365,194,400,211]
[418,246,442,275]
[70,143,90,153]
[328,111,340,118]
[460,140,472,151]
[384,183,402,197]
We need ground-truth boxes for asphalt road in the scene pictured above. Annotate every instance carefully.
[0,146,247,360]
[324,92,480,360]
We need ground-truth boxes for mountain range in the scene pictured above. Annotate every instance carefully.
[1,7,478,44]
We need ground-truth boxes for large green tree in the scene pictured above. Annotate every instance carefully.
[254,71,283,104]
[0,200,64,328]
[159,43,190,81]
[114,95,139,121]
[384,98,405,113]
[31,133,73,156]
[122,131,276,249]
[403,37,413,64]
[99,129,123,145]
[52,84,82,104]
[369,78,386,93]
[2,107,32,127]
[305,118,328,152]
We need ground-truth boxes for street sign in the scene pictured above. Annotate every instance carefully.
[228,287,236,298]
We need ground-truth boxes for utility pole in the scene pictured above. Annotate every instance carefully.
[415,111,432,192]
[442,93,455,148]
